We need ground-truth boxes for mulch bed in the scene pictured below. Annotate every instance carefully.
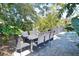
[0,35,17,56]
[0,45,14,56]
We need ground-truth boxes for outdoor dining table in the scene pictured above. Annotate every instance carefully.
[27,34,38,52]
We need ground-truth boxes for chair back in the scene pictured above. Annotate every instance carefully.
[30,30,39,36]
[22,31,28,37]
[38,32,45,45]
[45,32,50,42]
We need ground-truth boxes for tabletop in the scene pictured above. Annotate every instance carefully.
[27,34,38,40]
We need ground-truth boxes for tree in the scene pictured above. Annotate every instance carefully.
[58,3,79,18]
[0,3,38,34]
[71,16,79,35]
[33,3,53,16]
[0,3,38,44]
[34,13,60,32]
[34,3,65,32]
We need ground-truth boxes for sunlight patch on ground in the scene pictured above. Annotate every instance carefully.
[58,32,66,34]
[12,50,31,56]
[53,35,61,40]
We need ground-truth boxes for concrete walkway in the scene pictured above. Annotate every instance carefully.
[28,32,79,56]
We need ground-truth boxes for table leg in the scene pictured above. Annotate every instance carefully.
[30,40,33,52]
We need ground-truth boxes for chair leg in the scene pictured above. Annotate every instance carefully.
[20,49,21,56]
[30,41,33,52]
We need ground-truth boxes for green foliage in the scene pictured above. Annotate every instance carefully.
[64,24,74,32]
[58,3,79,35]
[33,3,51,16]
[15,4,38,22]
[20,20,33,31]
[34,17,48,32]
[0,3,37,32]
[0,24,23,45]
[58,3,79,18]
[71,16,79,36]
[0,3,37,44]
[34,3,66,32]
[34,13,60,32]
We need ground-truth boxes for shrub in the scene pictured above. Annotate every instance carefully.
[71,16,79,36]
[64,24,74,32]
